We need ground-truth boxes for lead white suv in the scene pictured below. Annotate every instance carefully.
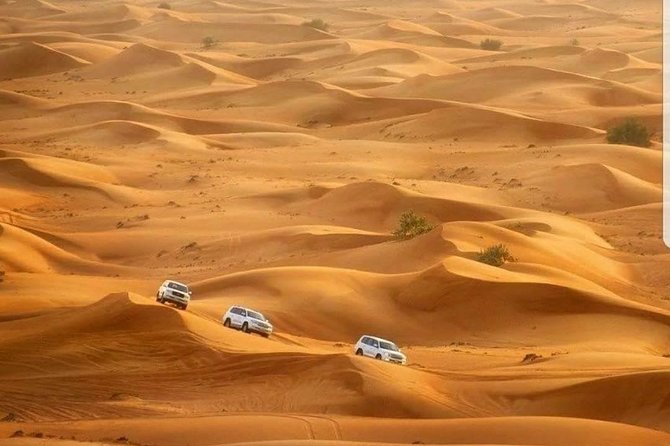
[222,306,273,337]
[354,335,407,365]
[156,280,191,310]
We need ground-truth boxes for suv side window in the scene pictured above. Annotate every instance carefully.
[362,337,371,345]
[231,307,241,315]
[372,339,379,348]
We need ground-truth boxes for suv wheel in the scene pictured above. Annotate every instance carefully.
[181,304,187,311]
[355,349,363,356]
[242,322,249,333]
[223,319,231,328]
[375,354,382,360]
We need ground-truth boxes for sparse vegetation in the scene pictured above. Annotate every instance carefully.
[302,18,329,31]
[476,244,515,267]
[201,36,217,49]
[393,210,434,240]
[521,353,542,364]
[570,38,580,46]
[157,2,171,9]
[480,38,503,51]
[606,118,651,147]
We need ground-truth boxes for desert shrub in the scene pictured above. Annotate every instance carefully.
[393,210,434,240]
[480,38,503,51]
[201,36,217,49]
[157,2,171,9]
[302,18,329,31]
[606,118,650,147]
[476,244,515,267]
[570,38,579,46]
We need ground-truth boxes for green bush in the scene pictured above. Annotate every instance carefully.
[480,38,503,51]
[393,210,434,240]
[302,18,329,31]
[606,118,650,147]
[157,2,171,9]
[201,36,217,49]
[476,244,515,267]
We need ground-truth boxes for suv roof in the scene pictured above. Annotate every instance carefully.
[165,280,188,288]
[230,305,262,313]
[360,335,395,344]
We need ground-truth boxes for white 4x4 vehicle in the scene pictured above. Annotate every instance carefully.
[156,280,191,310]
[354,335,406,365]
[222,306,273,337]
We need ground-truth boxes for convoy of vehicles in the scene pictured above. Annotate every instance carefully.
[156,279,406,364]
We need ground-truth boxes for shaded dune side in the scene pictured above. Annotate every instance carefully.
[0,41,89,80]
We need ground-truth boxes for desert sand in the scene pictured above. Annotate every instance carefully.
[0,0,668,445]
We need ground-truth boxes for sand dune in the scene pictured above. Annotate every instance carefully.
[132,18,334,44]
[78,42,254,86]
[0,90,51,118]
[426,12,511,36]
[10,17,142,35]
[0,0,666,444]
[369,65,660,109]
[191,256,670,346]
[82,43,199,78]
[43,3,153,23]
[0,151,136,210]
[525,163,661,213]
[0,222,119,274]
[0,0,64,19]
[511,370,670,430]
[0,41,88,80]
[355,20,475,48]
[187,52,304,80]
[325,102,602,143]
[2,415,668,446]
[4,99,297,139]
[47,42,121,63]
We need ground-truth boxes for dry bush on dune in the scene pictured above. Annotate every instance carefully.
[393,210,434,240]
[302,18,329,31]
[570,38,580,46]
[607,118,651,147]
[480,38,503,51]
[476,244,516,267]
[157,2,171,9]
[201,36,217,49]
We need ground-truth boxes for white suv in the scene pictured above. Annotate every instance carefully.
[354,335,407,365]
[222,306,273,337]
[156,280,191,310]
